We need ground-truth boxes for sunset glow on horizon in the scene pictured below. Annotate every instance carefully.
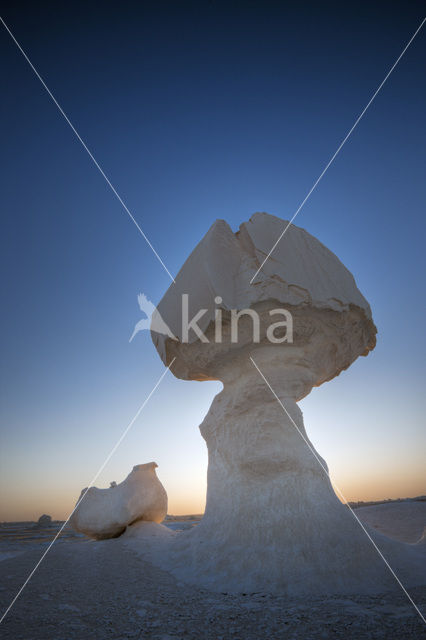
[1,3,425,524]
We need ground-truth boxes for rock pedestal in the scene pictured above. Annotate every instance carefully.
[162,346,400,594]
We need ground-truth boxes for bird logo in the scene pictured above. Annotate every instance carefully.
[129,293,177,342]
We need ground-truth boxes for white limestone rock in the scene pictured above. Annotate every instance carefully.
[70,462,167,540]
[139,212,426,595]
[152,212,376,381]
[35,514,52,528]
[155,349,426,594]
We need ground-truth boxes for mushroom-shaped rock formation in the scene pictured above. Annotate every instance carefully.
[70,463,167,540]
[146,213,425,594]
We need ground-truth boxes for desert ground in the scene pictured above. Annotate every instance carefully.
[0,501,425,640]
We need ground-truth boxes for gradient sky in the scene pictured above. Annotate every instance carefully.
[1,2,425,521]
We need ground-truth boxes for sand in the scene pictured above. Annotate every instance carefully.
[0,538,425,640]
[0,503,425,639]
[355,501,425,543]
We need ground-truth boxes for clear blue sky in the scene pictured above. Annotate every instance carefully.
[1,1,425,520]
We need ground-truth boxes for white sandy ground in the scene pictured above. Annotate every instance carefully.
[355,502,426,543]
[0,503,425,639]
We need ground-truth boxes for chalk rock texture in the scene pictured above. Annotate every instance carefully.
[152,212,376,380]
[157,351,425,593]
[144,212,426,594]
[70,463,167,540]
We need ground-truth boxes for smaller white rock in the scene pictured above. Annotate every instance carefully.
[70,462,167,540]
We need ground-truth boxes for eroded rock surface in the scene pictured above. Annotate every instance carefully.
[35,514,52,528]
[142,212,425,595]
[152,212,376,379]
[70,463,167,540]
